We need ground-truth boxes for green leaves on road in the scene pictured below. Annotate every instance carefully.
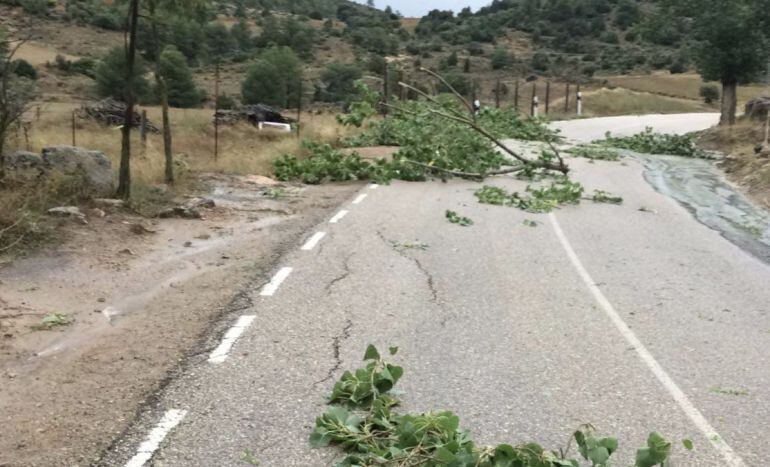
[445,210,473,226]
[596,128,709,158]
[307,345,683,467]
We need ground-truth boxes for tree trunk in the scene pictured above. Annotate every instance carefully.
[152,22,174,184]
[0,129,6,182]
[116,0,140,200]
[720,79,737,126]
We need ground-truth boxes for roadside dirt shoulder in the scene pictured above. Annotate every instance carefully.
[0,174,361,466]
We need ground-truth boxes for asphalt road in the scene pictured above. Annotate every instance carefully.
[103,113,770,467]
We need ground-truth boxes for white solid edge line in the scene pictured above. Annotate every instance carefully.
[329,210,349,224]
[548,213,746,467]
[125,409,187,467]
[352,193,368,204]
[260,267,293,296]
[301,232,326,251]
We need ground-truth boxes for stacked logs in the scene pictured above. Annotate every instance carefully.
[80,98,159,132]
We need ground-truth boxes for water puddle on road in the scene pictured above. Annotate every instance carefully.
[634,152,770,264]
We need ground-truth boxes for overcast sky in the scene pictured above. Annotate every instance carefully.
[352,0,490,17]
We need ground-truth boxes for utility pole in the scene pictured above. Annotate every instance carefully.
[214,60,220,161]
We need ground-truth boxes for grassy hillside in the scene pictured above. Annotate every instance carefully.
[1,0,766,111]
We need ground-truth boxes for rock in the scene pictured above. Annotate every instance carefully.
[745,96,770,121]
[48,206,84,217]
[158,206,202,219]
[244,174,280,186]
[48,206,87,224]
[93,198,125,208]
[89,208,106,218]
[41,146,114,196]
[118,248,135,255]
[129,223,156,235]
[182,197,215,209]
[3,151,45,180]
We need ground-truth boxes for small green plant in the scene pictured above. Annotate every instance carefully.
[522,219,539,227]
[264,187,285,199]
[570,146,620,161]
[240,449,261,465]
[446,210,473,226]
[308,345,680,467]
[592,190,624,204]
[392,241,429,251]
[709,386,749,396]
[597,128,706,158]
[39,312,73,328]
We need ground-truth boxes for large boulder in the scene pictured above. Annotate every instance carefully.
[745,96,770,121]
[4,151,46,181]
[41,146,113,196]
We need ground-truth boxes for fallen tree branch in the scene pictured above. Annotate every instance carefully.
[402,159,525,180]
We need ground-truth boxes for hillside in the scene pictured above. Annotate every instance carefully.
[0,0,715,109]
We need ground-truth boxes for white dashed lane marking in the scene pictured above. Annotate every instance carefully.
[352,193,368,204]
[549,213,746,467]
[208,315,256,364]
[125,409,187,467]
[259,267,293,297]
[329,210,349,224]
[301,232,326,251]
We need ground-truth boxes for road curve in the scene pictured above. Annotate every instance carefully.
[102,113,770,467]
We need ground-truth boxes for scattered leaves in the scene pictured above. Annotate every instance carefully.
[446,210,473,226]
[597,127,710,158]
[591,190,624,204]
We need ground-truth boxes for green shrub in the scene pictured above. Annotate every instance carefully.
[94,47,151,103]
[159,46,204,108]
[490,47,512,70]
[20,0,48,15]
[315,62,363,104]
[699,84,720,104]
[11,59,37,80]
[241,46,301,108]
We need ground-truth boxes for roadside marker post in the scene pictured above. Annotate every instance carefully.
[532,96,539,118]
[576,91,583,117]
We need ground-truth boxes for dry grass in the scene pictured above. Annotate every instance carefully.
[604,72,769,109]
[697,119,770,208]
[545,87,712,120]
[7,104,349,187]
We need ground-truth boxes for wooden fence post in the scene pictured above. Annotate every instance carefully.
[296,78,302,139]
[140,110,147,153]
[382,63,389,116]
[514,80,519,111]
[565,83,571,113]
[71,110,76,146]
[495,79,501,108]
[545,81,551,114]
[531,83,537,117]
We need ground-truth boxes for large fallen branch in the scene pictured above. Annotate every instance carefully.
[387,68,569,175]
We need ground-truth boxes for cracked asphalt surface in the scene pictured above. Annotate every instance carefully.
[102,113,770,466]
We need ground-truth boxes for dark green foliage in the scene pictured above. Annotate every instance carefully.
[490,47,512,70]
[217,93,237,110]
[230,19,253,53]
[273,142,386,184]
[597,128,707,158]
[446,50,458,67]
[20,0,48,16]
[205,22,237,59]
[11,59,37,80]
[94,46,151,103]
[699,84,720,104]
[257,16,316,59]
[241,46,301,108]
[307,345,678,466]
[159,46,203,108]
[315,62,363,104]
